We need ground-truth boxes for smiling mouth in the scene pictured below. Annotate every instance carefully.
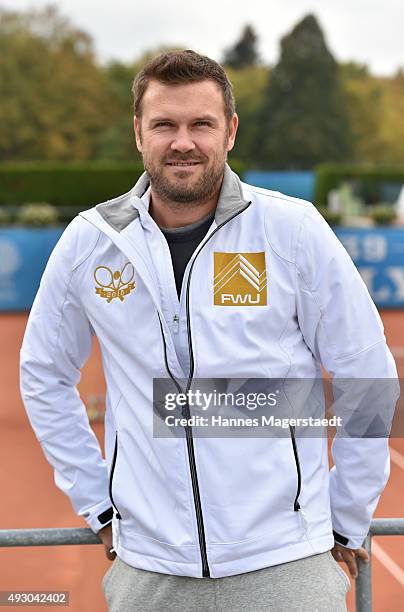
[166,162,201,167]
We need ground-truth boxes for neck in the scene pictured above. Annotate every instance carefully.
[148,181,222,229]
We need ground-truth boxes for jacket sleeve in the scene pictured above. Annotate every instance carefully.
[294,205,399,549]
[20,218,113,533]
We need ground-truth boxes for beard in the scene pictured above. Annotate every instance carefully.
[142,147,228,207]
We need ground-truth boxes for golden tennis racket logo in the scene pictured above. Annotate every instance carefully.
[94,262,135,303]
[214,252,267,306]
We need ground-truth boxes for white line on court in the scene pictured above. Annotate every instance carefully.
[372,541,404,587]
[389,446,404,471]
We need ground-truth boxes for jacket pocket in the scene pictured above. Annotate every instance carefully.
[109,431,122,519]
[101,557,117,592]
[289,425,302,511]
[327,552,351,593]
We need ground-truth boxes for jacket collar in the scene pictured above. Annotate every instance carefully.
[96,162,249,232]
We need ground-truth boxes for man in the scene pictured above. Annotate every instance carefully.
[20,50,397,611]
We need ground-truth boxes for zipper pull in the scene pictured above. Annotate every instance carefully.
[173,314,179,334]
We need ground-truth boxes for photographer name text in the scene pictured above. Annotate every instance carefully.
[164,415,342,428]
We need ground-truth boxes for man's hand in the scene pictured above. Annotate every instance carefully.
[98,524,116,561]
[331,542,369,578]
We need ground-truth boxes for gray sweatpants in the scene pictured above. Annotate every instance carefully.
[102,551,350,611]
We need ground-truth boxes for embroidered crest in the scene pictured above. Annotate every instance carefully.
[94,262,135,303]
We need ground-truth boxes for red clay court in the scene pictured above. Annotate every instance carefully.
[0,311,403,611]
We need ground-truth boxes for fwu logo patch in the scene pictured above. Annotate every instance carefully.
[214,252,267,306]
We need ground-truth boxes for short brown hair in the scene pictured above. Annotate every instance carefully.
[132,49,235,122]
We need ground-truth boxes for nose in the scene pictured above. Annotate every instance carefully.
[170,126,196,153]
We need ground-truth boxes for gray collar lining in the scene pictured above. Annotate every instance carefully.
[96,162,249,232]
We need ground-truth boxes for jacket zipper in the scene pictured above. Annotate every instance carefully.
[157,314,211,577]
[289,425,302,511]
[159,201,251,579]
[183,201,252,577]
[109,432,122,519]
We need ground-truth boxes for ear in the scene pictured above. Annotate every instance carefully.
[134,115,142,152]
[226,113,239,152]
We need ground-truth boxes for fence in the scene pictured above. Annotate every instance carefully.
[1,519,404,611]
[356,518,404,611]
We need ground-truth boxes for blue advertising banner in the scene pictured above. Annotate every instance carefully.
[243,171,315,202]
[0,228,63,311]
[0,226,403,311]
[335,227,404,308]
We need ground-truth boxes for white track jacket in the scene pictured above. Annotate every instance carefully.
[20,164,398,578]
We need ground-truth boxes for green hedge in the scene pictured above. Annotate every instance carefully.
[0,162,144,208]
[227,158,245,179]
[315,164,404,206]
[0,159,246,208]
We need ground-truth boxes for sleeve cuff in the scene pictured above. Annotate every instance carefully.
[333,529,367,549]
[97,507,113,527]
[82,502,114,533]
[333,530,349,546]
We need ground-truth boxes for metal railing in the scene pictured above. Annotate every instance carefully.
[356,518,404,612]
[0,527,100,547]
[1,519,403,611]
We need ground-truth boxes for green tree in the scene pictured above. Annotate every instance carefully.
[223,25,259,69]
[97,60,139,161]
[254,14,352,169]
[338,63,404,165]
[377,71,404,165]
[0,5,113,161]
[339,63,385,164]
[226,65,268,164]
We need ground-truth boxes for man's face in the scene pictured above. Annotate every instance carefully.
[134,79,238,205]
